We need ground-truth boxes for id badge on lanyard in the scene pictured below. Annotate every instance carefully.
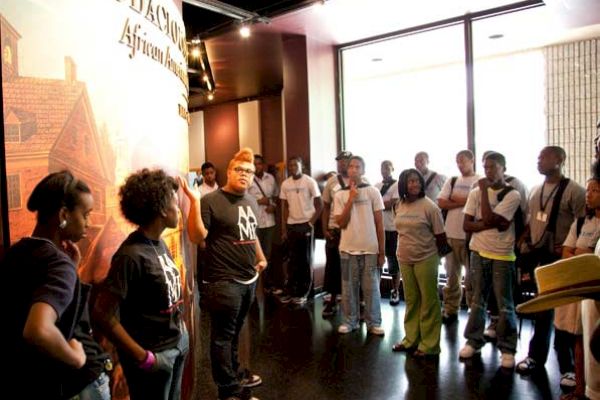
[536,211,548,222]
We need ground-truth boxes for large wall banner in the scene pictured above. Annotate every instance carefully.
[1,0,195,398]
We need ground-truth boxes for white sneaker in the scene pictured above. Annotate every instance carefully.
[501,353,515,369]
[338,324,354,334]
[459,344,480,359]
[560,372,576,388]
[368,326,385,336]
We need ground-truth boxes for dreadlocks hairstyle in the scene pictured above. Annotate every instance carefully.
[397,168,425,201]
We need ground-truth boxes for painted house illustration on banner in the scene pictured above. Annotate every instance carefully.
[1,10,189,399]
[0,13,125,279]
[1,13,185,282]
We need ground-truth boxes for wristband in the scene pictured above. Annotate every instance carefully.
[139,350,156,370]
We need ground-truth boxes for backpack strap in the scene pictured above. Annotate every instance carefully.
[425,172,437,189]
[449,176,457,196]
[576,216,586,238]
[380,179,397,197]
[337,174,347,190]
[497,185,515,202]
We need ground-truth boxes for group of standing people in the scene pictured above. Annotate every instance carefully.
[6,136,600,400]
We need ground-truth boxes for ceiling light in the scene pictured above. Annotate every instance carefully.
[240,25,251,38]
[191,47,201,58]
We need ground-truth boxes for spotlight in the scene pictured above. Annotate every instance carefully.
[240,25,251,38]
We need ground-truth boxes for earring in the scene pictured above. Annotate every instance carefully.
[59,220,67,229]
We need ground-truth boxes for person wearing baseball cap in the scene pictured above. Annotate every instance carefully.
[321,150,352,317]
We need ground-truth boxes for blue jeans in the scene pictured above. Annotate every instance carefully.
[202,280,257,399]
[70,372,111,400]
[120,328,190,400]
[464,252,517,354]
[340,253,382,329]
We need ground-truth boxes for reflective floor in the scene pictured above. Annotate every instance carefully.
[195,293,565,400]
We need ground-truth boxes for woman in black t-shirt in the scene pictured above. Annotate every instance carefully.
[3,171,95,399]
[94,169,188,400]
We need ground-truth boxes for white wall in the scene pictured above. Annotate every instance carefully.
[189,110,205,170]
[238,100,261,154]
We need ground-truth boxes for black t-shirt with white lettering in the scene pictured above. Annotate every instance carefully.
[103,230,183,353]
[201,189,260,283]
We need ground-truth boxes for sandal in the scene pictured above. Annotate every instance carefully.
[392,343,416,353]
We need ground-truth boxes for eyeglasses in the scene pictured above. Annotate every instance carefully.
[233,166,255,176]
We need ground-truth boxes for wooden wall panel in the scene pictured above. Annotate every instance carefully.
[203,103,240,186]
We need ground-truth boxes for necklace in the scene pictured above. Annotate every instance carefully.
[143,235,163,262]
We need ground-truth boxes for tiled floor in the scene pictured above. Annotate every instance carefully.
[195,293,566,399]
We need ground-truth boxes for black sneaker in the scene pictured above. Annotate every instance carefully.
[278,295,292,304]
[390,289,400,306]
[442,312,457,324]
[516,357,537,375]
[322,301,337,318]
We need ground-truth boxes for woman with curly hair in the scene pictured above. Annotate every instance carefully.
[391,168,448,358]
[93,169,188,400]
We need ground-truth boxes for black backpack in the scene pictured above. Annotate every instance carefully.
[497,186,525,241]
[441,176,458,221]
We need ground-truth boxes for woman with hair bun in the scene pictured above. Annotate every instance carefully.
[4,170,94,399]
[93,168,188,400]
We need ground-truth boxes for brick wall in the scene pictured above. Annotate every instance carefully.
[545,38,600,185]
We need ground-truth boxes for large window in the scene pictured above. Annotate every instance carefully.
[472,6,551,188]
[341,4,598,188]
[342,24,467,184]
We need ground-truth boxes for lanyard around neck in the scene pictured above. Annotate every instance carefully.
[539,182,560,212]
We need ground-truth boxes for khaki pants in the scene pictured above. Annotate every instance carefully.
[442,238,471,314]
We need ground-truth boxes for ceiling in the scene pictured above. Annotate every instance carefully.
[183,0,600,109]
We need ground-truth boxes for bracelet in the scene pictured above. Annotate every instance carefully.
[139,350,156,370]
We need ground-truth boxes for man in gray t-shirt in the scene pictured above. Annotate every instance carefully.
[516,146,586,376]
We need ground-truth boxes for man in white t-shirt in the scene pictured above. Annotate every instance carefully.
[248,154,280,294]
[459,152,521,369]
[437,150,480,323]
[279,157,323,305]
[415,151,447,201]
[333,156,385,336]
[199,162,219,197]
[374,160,400,305]
[478,151,529,340]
